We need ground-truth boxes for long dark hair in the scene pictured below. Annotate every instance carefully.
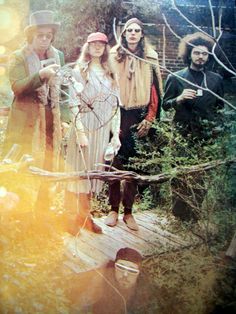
[178,32,215,65]
[116,32,146,62]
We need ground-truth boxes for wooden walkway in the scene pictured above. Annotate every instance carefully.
[63,211,189,273]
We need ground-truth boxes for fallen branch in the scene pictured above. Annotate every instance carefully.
[28,158,236,183]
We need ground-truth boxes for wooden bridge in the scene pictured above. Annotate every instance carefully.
[63,210,190,273]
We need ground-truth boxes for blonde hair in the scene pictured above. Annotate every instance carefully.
[75,42,117,87]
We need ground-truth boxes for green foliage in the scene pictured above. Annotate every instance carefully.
[129,99,236,248]
[49,0,124,61]
[213,264,236,313]
[143,247,225,314]
[29,0,161,61]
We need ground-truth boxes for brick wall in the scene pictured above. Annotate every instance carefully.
[149,26,236,80]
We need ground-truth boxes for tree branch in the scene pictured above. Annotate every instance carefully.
[162,10,236,77]
[171,0,214,39]
[208,0,216,37]
[112,18,236,111]
[28,159,236,184]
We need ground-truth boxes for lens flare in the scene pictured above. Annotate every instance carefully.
[0,7,20,43]
[0,66,6,76]
[0,45,6,54]
[0,186,7,197]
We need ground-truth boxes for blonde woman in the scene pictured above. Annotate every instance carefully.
[65,32,120,235]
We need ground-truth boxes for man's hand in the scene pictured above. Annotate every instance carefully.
[176,89,197,104]
[137,119,152,138]
[39,64,60,81]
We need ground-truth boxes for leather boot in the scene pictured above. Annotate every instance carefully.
[77,193,102,234]
[65,192,102,235]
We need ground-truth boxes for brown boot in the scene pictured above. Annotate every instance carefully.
[123,214,139,231]
[65,192,103,235]
[78,215,103,234]
[77,193,103,234]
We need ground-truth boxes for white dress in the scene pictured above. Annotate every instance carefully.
[66,65,119,194]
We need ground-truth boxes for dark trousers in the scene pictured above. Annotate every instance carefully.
[108,108,145,213]
[109,180,138,213]
[108,155,138,214]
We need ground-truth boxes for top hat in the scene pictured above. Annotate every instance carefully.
[24,10,60,35]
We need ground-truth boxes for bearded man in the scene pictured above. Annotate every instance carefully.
[162,32,224,220]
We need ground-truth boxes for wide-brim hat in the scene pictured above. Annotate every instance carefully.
[24,10,60,35]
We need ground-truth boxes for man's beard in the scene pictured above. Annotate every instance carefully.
[192,60,206,70]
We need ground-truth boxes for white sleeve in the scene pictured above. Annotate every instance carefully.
[111,104,120,139]
[69,68,85,123]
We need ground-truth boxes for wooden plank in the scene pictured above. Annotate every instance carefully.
[64,234,109,270]
[94,217,156,251]
[77,229,124,260]
[116,214,175,245]
[134,212,188,246]
[63,210,191,273]
[65,230,130,273]
[63,259,89,273]
[97,214,167,248]
[115,219,174,249]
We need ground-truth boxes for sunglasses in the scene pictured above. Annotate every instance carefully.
[126,28,142,33]
[36,33,53,40]
[115,262,140,275]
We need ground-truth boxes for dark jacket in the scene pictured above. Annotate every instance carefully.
[162,67,224,138]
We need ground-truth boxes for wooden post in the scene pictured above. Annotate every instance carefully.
[225,232,236,260]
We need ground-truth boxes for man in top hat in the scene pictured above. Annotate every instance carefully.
[4,10,69,210]
[105,17,163,231]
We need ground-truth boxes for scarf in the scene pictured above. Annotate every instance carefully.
[23,44,62,170]
[110,45,162,110]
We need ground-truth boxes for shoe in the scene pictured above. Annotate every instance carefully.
[123,214,139,231]
[86,217,103,234]
[79,216,103,234]
[105,211,118,227]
